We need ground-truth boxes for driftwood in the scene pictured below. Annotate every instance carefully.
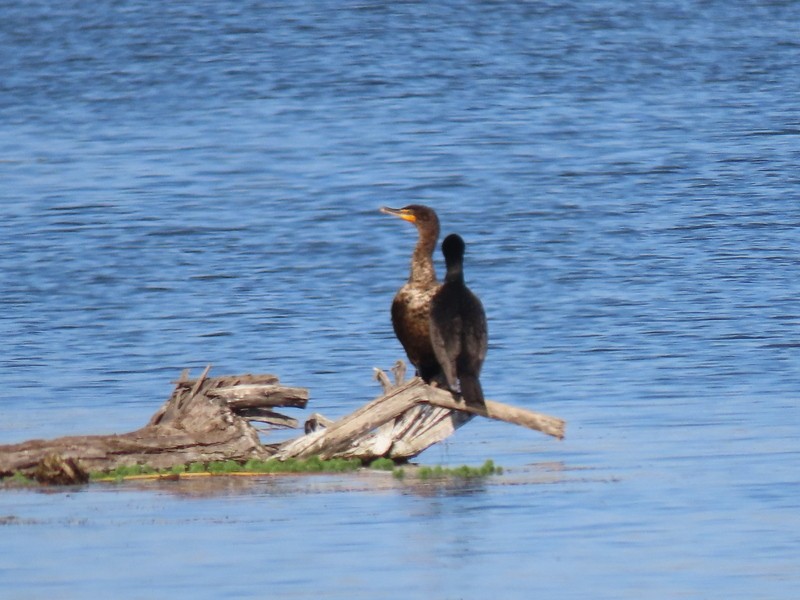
[275,377,564,462]
[0,370,302,480]
[0,364,565,482]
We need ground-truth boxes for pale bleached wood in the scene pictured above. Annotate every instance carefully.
[274,427,326,459]
[424,385,565,439]
[384,405,473,459]
[390,360,407,387]
[373,367,394,394]
[0,364,566,481]
[334,404,472,461]
[208,384,309,409]
[273,379,423,460]
[277,375,564,461]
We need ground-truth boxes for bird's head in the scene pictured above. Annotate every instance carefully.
[380,205,440,233]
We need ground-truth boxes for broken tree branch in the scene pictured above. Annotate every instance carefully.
[275,376,564,461]
[424,385,565,439]
[207,385,308,409]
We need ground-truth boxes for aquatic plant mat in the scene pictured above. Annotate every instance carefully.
[85,458,503,484]
[0,363,564,485]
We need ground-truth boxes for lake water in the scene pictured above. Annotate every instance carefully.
[1,0,799,597]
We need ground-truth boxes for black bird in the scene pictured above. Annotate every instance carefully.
[380,205,443,383]
[429,233,488,405]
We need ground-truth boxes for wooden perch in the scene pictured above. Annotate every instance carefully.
[0,363,565,482]
[274,377,564,462]
[424,385,565,438]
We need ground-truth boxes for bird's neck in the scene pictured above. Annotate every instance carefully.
[444,261,464,284]
[408,227,438,285]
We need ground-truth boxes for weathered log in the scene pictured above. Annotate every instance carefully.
[150,371,298,426]
[0,363,566,481]
[207,385,308,410]
[274,379,425,460]
[274,376,564,461]
[0,369,302,477]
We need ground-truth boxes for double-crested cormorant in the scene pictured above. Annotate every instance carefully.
[429,233,488,405]
[380,204,443,383]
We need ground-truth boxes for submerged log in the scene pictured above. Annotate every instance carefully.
[0,363,565,481]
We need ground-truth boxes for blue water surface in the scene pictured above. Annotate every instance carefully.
[1,1,799,598]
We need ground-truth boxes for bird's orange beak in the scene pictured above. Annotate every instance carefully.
[380,206,417,223]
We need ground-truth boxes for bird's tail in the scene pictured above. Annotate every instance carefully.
[459,374,485,406]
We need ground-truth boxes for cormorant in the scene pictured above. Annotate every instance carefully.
[429,233,488,405]
[380,204,443,383]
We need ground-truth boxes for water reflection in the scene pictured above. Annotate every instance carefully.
[87,468,568,500]
[25,460,600,519]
